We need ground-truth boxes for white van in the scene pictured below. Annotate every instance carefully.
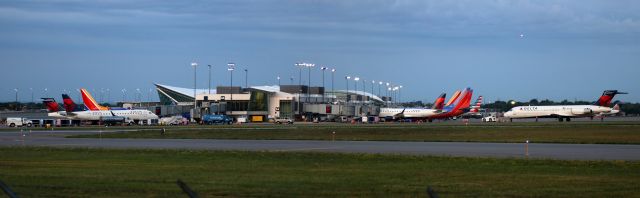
[6,117,33,127]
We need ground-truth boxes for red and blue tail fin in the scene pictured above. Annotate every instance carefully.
[62,94,84,112]
[594,90,627,107]
[470,96,483,113]
[432,93,446,110]
[42,98,60,112]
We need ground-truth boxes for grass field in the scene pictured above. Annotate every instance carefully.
[0,147,639,197]
[67,122,640,144]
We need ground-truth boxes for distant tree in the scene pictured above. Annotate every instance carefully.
[529,99,539,105]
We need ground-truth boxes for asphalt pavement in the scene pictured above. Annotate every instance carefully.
[1,130,639,161]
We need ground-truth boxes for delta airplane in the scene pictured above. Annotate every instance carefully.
[44,94,158,123]
[503,90,626,122]
[379,93,446,119]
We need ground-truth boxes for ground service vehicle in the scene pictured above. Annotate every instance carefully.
[6,117,33,127]
[202,115,233,125]
[274,118,293,124]
[482,115,497,122]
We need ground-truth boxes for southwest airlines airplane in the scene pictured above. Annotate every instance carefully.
[80,88,126,110]
[503,90,626,122]
[379,88,474,121]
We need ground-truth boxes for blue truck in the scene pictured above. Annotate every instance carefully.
[202,114,233,125]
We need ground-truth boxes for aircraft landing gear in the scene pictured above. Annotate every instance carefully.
[566,118,571,122]
[558,117,564,122]
[535,117,538,122]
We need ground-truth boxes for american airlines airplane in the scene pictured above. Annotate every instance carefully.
[44,94,158,123]
[503,90,626,122]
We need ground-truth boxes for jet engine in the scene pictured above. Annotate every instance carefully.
[571,108,593,115]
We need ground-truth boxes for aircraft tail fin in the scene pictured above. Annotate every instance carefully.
[81,88,109,111]
[445,90,461,106]
[594,90,627,107]
[470,96,483,113]
[431,93,446,110]
[62,94,83,112]
[42,98,60,112]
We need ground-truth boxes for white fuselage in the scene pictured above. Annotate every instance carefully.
[379,108,439,118]
[48,110,159,121]
[503,105,615,119]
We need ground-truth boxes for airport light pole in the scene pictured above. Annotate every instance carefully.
[136,88,141,107]
[277,76,281,86]
[362,79,366,102]
[244,68,248,88]
[208,64,212,94]
[227,62,235,105]
[399,85,403,104]
[345,76,351,102]
[331,68,335,95]
[320,67,327,103]
[354,77,359,102]
[122,89,127,102]
[29,88,33,104]
[295,63,303,85]
[371,80,375,100]
[290,76,294,84]
[191,62,198,122]
[378,81,382,98]
[14,88,18,104]
[44,88,48,98]
[106,88,110,104]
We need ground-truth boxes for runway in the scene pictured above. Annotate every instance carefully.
[1,131,639,161]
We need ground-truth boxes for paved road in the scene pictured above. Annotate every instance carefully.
[1,131,639,161]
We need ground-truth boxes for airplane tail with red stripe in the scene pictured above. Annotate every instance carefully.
[42,98,60,112]
[469,96,483,113]
[81,88,109,111]
[62,94,84,112]
[594,90,627,107]
[431,93,446,110]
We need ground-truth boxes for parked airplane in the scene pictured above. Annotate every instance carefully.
[426,88,473,121]
[460,96,483,119]
[379,93,446,119]
[503,90,626,122]
[44,94,158,123]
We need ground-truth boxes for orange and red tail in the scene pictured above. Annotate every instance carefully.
[445,90,461,106]
[81,88,109,111]
[594,90,627,107]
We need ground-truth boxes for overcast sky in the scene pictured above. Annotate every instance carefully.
[1,0,638,103]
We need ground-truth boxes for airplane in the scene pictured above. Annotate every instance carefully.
[44,94,158,124]
[426,88,473,121]
[503,90,627,122]
[460,96,483,119]
[379,88,473,122]
[379,93,446,120]
[80,88,126,110]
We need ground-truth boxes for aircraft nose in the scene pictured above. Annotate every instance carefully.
[504,111,513,117]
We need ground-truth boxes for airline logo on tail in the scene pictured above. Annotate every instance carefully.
[81,88,110,111]
[62,94,85,112]
[445,90,461,106]
[443,88,473,113]
[470,96,483,113]
[431,93,446,110]
[42,98,60,112]
[594,90,627,107]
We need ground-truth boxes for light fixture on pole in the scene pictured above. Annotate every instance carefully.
[207,64,212,94]
[378,81,382,98]
[121,88,127,102]
[277,76,281,86]
[244,68,248,88]
[191,62,198,121]
[29,88,33,104]
[354,77,359,102]
[227,62,235,104]
[295,63,303,85]
[13,88,18,104]
[345,76,351,102]
[320,67,327,103]
[331,68,336,95]
[371,80,375,99]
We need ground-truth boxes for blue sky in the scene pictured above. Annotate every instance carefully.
[1,0,639,103]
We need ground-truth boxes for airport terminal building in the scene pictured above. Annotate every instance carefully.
[154,83,388,122]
